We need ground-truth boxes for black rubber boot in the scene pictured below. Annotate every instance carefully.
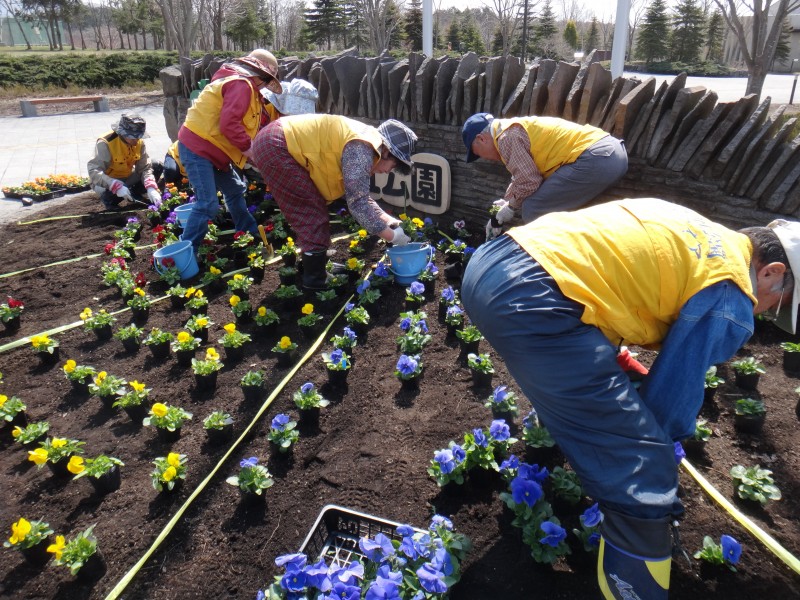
[598,508,672,599]
[301,250,330,291]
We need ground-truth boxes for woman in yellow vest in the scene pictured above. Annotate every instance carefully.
[162,141,187,187]
[461,198,800,600]
[462,112,627,236]
[177,49,281,250]
[87,113,162,210]
[250,114,417,290]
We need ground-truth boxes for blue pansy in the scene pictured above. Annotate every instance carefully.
[305,558,332,592]
[539,521,567,547]
[409,281,425,296]
[399,317,412,332]
[451,444,466,463]
[430,514,453,531]
[416,562,448,594]
[396,354,419,376]
[345,302,355,312]
[492,385,508,403]
[330,560,364,586]
[434,449,456,474]
[440,286,455,302]
[301,382,315,394]
[321,582,361,600]
[489,419,511,441]
[473,428,488,447]
[580,503,603,528]
[240,456,259,468]
[375,262,389,277]
[446,305,463,318]
[359,533,396,563]
[271,414,290,430]
[343,327,357,341]
[518,462,549,483]
[721,534,742,564]
[499,454,520,473]
[511,476,543,507]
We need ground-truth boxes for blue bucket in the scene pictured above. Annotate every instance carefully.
[174,204,194,228]
[386,243,433,285]
[153,240,199,280]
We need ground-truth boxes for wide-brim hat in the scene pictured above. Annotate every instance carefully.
[264,79,318,115]
[377,119,417,169]
[232,55,282,94]
[112,113,147,139]
[462,112,493,162]
[767,219,800,334]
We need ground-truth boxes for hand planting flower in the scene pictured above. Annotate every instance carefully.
[272,336,298,354]
[0,296,24,323]
[3,517,53,551]
[267,414,299,452]
[322,349,351,371]
[395,354,423,381]
[485,385,518,415]
[220,323,252,348]
[225,457,274,495]
[191,347,224,375]
[143,402,192,432]
[694,534,742,571]
[30,334,59,355]
[293,382,330,410]
[151,452,188,491]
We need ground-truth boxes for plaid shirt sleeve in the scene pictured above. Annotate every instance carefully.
[341,141,389,235]
[497,125,543,209]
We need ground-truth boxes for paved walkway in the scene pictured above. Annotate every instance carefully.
[0,103,171,224]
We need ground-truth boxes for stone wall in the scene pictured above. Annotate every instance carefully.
[161,49,800,229]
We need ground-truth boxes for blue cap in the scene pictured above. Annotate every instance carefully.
[462,113,493,162]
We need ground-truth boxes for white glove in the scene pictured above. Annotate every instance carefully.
[109,179,132,200]
[493,199,515,224]
[146,188,161,205]
[390,226,411,246]
[485,219,503,242]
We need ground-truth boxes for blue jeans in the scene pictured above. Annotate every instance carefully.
[461,235,753,520]
[178,142,258,249]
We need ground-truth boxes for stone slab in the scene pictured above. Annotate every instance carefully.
[563,51,595,122]
[415,56,441,123]
[520,62,539,117]
[544,61,579,117]
[600,77,640,133]
[577,62,612,124]
[646,85,706,164]
[612,77,654,139]
[754,133,800,205]
[706,96,771,179]
[667,101,732,171]
[379,60,398,118]
[498,56,525,116]
[765,145,800,212]
[636,72,687,157]
[528,59,556,115]
[482,56,506,114]
[388,61,409,120]
[591,76,630,130]
[433,58,459,124]
[462,74,479,123]
[655,89,717,168]
[333,55,367,116]
[726,107,788,194]
[502,66,532,117]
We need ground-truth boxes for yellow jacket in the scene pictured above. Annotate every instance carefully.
[101,132,142,179]
[281,114,383,202]
[492,117,608,178]
[183,75,261,168]
[508,198,756,347]
[166,141,186,177]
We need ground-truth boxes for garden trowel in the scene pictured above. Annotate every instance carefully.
[258,224,274,260]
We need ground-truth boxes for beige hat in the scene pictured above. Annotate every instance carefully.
[233,49,281,94]
[767,219,800,333]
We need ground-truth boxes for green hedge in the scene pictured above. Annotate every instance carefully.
[0,50,241,89]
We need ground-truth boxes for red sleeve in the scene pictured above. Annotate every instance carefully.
[219,79,256,152]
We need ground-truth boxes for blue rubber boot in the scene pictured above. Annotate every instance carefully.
[598,508,672,600]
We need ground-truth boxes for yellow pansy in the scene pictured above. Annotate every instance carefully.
[194,289,204,298]
[177,331,192,343]
[229,295,241,307]
[258,306,267,317]
[358,229,367,238]
[168,186,178,194]
[151,403,168,417]
[47,535,65,559]
[162,466,177,481]
[279,336,292,349]
[0,394,6,407]
[248,252,257,260]
[67,455,85,474]
[399,213,408,221]
[50,438,67,449]
[134,287,145,296]
[347,258,359,269]
[412,218,424,227]
[31,335,50,348]
[28,447,48,465]
[234,274,244,281]
[206,348,220,361]
[11,426,22,438]
[301,304,314,315]
[80,308,93,321]
[286,238,294,248]
[167,452,181,467]
[62,360,76,374]
[130,380,146,392]
[210,266,221,275]
[349,240,358,249]
[94,371,107,385]
[224,323,236,334]
[195,317,209,328]
[184,287,196,298]
[9,518,31,545]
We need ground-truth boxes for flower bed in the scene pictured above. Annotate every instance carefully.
[0,193,798,598]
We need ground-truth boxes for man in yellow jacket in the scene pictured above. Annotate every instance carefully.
[177,49,281,249]
[88,113,162,210]
[462,112,627,236]
[250,113,417,290]
[461,198,800,600]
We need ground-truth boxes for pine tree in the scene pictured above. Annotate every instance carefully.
[404,0,423,51]
[304,0,344,50]
[492,27,504,55]
[536,0,557,41]
[585,16,599,53]
[705,10,725,63]
[447,15,462,52]
[670,0,704,63]
[460,10,486,55]
[563,19,578,51]
[774,18,792,64]
[635,0,670,63]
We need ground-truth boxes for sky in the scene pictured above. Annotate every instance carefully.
[434,0,628,21]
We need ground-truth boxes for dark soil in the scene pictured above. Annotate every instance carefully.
[0,192,798,599]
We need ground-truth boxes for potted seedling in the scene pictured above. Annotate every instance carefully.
[171,331,201,367]
[113,323,143,353]
[30,334,59,365]
[252,305,280,338]
[28,436,85,478]
[240,370,266,403]
[730,357,765,391]
[278,265,298,286]
[522,409,561,467]
[143,402,192,443]
[143,328,174,361]
[80,307,117,341]
[267,414,299,455]
[272,336,298,368]
[456,324,483,357]
[297,303,324,339]
[734,397,766,434]
[694,534,742,574]
[322,348,352,387]
[229,295,253,324]
[3,517,54,565]
[330,327,358,364]
[444,304,465,336]
[62,360,97,396]
[344,304,371,337]
[219,323,251,363]
[165,284,188,309]
[396,311,432,355]
[467,352,495,388]
[126,288,151,324]
[72,455,124,495]
[151,452,188,492]
[185,314,213,344]
[191,347,223,391]
[0,393,27,429]
[11,421,49,446]
[112,380,151,423]
[683,418,713,456]
[730,464,781,507]
[274,284,303,312]
[226,457,274,502]
[485,385,519,421]
[395,354,424,390]
[293,382,330,431]
[88,371,127,409]
[405,281,426,311]
[438,286,458,322]
[227,273,254,299]
[704,366,724,403]
[48,525,106,580]
[185,288,210,315]
[780,341,800,374]
[203,410,234,445]
[277,238,297,266]
[0,296,24,332]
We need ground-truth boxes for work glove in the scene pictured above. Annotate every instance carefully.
[109,180,132,200]
[616,346,649,382]
[390,226,411,246]
[485,218,503,242]
[493,199,515,224]
[146,187,162,205]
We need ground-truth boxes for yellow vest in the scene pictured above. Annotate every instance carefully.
[101,132,142,179]
[492,117,608,178]
[183,75,261,168]
[508,198,756,348]
[281,114,384,202]
[166,141,186,177]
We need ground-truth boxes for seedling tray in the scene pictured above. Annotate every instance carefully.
[300,504,421,567]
